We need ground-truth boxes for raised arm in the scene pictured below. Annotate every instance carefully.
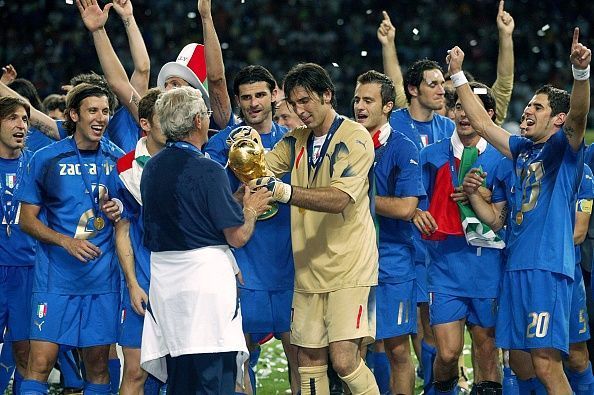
[198,0,233,129]
[377,11,407,109]
[76,0,141,120]
[492,0,515,125]
[447,46,512,158]
[113,0,150,97]
[0,80,59,140]
[564,27,591,152]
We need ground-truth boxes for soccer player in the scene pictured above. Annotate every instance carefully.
[17,83,124,395]
[386,57,455,395]
[447,27,591,393]
[113,88,164,395]
[412,82,505,394]
[0,97,34,395]
[139,86,272,394]
[77,0,149,152]
[249,62,379,395]
[353,70,425,394]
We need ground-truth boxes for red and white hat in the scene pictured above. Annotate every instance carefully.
[157,43,210,108]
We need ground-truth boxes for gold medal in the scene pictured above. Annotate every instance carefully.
[94,217,105,231]
[515,211,523,225]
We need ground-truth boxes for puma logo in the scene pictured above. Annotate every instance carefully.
[34,320,45,331]
[0,362,13,372]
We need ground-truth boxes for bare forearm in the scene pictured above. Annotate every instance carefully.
[92,28,140,119]
[375,196,418,221]
[497,32,514,78]
[224,209,257,248]
[0,81,59,139]
[201,15,232,128]
[122,15,150,96]
[468,194,506,231]
[115,221,139,288]
[457,83,512,158]
[382,43,407,109]
[21,213,68,248]
[290,186,350,214]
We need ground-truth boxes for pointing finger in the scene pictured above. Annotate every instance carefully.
[498,0,504,15]
[573,27,580,47]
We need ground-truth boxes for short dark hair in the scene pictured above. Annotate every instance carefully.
[0,97,30,122]
[444,87,456,113]
[138,88,162,124]
[283,63,337,108]
[232,65,277,97]
[70,72,118,115]
[42,94,66,113]
[9,78,44,112]
[404,59,443,103]
[356,70,396,107]
[453,81,497,121]
[63,83,110,136]
[534,84,570,116]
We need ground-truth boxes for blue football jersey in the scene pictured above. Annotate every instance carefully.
[374,129,425,283]
[389,108,455,265]
[205,122,294,291]
[420,138,504,298]
[17,137,124,294]
[507,129,584,278]
[575,164,594,265]
[105,107,142,153]
[0,149,36,266]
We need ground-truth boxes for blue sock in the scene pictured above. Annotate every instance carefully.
[502,367,519,395]
[517,377,546,395]
[58,350,84,389]
[143,374,162,395]
[248,365,257,395]
[566,362,594,395]
[0,343,15,393]
[20,379,49,395]
[108,358,121,394]
[13,369,25,395]
[371,351,391,394]
[421,340,437,395]
[84,382,112,394]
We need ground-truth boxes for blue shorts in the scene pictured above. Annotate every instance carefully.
[0,266,33,342]
[239,288,292,335]
[415,261,429,304]
[376,280,417,340]
[569,265,590,344]
[496,269,571,355]
[429,292,497,328]
[118,285,148,348]
[30,292,119,347]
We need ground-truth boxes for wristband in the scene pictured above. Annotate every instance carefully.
[573,65,590,81]
[278,183,293,204]
[450,71,469,88]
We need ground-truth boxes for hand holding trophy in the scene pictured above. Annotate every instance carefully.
[227,126,279,220]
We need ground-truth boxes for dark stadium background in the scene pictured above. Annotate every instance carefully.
[1,0,593,127]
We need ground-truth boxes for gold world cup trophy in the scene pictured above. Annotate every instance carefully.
[227,126,278,220]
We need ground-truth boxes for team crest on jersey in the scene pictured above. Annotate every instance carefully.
[420,135,429,147]
[5,173,16,189]
[37,302,47,318]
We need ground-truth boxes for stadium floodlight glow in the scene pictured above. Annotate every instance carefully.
[361,51,368,57]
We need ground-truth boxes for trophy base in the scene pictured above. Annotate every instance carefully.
[258,203,278,221]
